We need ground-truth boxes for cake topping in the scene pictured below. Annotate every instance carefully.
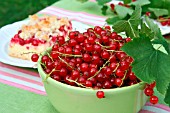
[17,15,72,41]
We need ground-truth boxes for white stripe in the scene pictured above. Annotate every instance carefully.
[0,74,45,91]
[46,7,106,21]
[39,10,106,26]
[142,106,169,113]
[0,67,42,82]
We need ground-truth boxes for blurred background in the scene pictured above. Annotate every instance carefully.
[0,0,58,27]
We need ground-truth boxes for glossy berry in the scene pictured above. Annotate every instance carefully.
[58,36,65,45]
[69,31,76,39]
[125,37,131,42]
[103,80,112,89]
[145,12,151,17]
[144,87,154,96]
[115,78,123,87]
[150,96,158,104]
[101,51,110,59]
[71,70,80,79]
[110,4,115,10]
[80,63,89,72]
[94,26,102,34]
[85,80,93,87]
[149,81,156,88]
[83,53,91,62]
[96,91,105,99]
[31,54,39,62]
[161,21,168,26]
[115,69,125,78]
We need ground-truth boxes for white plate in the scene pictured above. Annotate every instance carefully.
[0,20,90,68]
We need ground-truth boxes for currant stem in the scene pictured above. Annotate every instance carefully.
[56,51,82,57]
[96,42,110,48]
[157,19,169,22]
[58,56,74,69]
[113,63,120,72]
[66,78,87,88]
[40,62,47,69]
[122,70,127,81]
[106,50,123,52]
[21,51,37,55]
[43,68,56,82]
[88,56,112,80]
[47,52,54,62]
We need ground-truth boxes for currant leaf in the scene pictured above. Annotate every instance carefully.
[145,16,170,54]
[123,0,131,4]
[112,6,141,38]
[143,0,170,15]
[140,22,154,39]
[165,83,170,107]
[101,5,108,15]
[96,0,111,5]
[114,5,133,19]
[148,8,169,17]
[106,16,121,24]
[121,36,170,95]
[129,0,150,6]
[76,0,88,3]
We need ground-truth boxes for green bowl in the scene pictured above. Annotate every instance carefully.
[38,51,148,113]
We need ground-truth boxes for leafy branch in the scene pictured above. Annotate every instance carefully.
[114,6,170,106]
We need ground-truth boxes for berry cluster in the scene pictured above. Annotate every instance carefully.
[110,0,137,11]
[110,2,130,11]
[144,82,158,104]
[32,26,162,101]
[158,17,170,26]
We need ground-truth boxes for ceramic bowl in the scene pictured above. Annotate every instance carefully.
[38,51,148,113]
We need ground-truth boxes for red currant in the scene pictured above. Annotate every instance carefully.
[96,91,105,98]
[144,87,154,96]
[150,96,158,104]
[31,54,39,62]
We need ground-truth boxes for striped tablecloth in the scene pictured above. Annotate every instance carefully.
[0,0,169,113]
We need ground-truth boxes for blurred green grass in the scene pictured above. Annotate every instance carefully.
[0,0,59,27]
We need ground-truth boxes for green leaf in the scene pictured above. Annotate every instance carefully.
[165,83,170,106]
[113,6,141,38]
[148,8,169,17]
[140,22,154,39]
[152,39,170,54]
[115,5,133,19]
[142,0,170,15]
[101,5,108,15]
[106,16,121,24]
[145,16,170,54]
[76,0,88,3]
[121,36,170,95]
[129,0,150,6]
[123,0,131,4]
[96,0,111,5]
[144,16,163,39]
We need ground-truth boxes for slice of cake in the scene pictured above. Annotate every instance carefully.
[8,15,72,60]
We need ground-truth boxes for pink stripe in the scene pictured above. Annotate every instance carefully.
[138,110,155,113]
[39,11,105,26]
[0,62,39,77]
[47,7,106,22]
[0,78,46,95]
[89,0,96,2]
[49,6,106,19]
[146,102,170,112]
[0,70,43,86]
